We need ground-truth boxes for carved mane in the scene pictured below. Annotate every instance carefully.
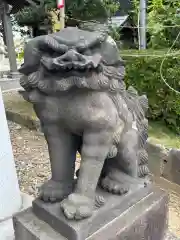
[20,63,126,94]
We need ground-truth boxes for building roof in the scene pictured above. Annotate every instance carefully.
[108,0,132,27]
[109,15,129,27]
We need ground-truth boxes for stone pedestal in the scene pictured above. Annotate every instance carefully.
[13,186,174,240]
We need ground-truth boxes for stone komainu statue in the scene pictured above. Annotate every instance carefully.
[19,27,150,220]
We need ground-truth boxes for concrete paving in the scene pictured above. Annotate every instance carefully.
[0,58,22,92]
[0,78,22,92]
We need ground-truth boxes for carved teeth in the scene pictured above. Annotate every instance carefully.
[73,65,78,69]
[79,65,85,70]
[67,65,72,69]
[87,64,92,69]
[61,65,66,70]
[60,63,98,71]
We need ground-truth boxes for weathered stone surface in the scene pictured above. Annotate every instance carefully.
[14,187,168,240]
[13,208,66,240]
[146,141,168,177]
[162,149,180,185]
[33,182,146,240]
[3,91,40,130]
[146,141,180,186]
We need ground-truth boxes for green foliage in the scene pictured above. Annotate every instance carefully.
[108,25,121,42]
[15,0,119,27]
[66,0,119,22]
[148,121,180,148]
[15,1,54,26]
[128,0,180,132]
[131,0,180,49]
[130,0,180,49]
[123,49,180,133]
[147,0,180,49]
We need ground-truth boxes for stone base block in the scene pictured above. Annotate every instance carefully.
[14,187,170,240]
[0,193,33,240]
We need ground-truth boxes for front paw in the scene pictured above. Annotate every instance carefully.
[60,193,93,220]
[39,179,73,202]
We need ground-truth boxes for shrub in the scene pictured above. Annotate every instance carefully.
[131,0,180,49]
[122,49,180,133]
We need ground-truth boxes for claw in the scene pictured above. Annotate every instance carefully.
[39,179,73,202]
[60,193,93,220]
[101,176,129,195]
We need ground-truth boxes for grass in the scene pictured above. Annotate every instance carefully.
[149,121,180,148]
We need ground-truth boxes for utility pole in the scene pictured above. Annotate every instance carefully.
[60,5,65,29]
[1,2,18,76]
[139,0,147,49]
[57,0,65,29]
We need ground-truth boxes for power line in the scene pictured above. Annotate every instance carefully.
[160,30,180,94]
[118,53,180,57]
[54,15,180,29]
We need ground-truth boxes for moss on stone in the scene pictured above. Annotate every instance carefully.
[3,91,37,120]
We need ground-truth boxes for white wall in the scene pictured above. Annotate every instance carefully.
[0,87,21,220]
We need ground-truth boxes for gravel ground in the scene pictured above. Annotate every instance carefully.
[8,121,80,196]
[8,121,180,237]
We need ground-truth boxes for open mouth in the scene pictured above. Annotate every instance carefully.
[41,50,102,73]
[43,66,103,80]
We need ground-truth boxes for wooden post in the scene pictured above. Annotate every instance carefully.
[57,0,65,29]
[60,6,65,29]
[2,2,18,75]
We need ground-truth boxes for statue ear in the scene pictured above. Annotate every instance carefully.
[100,36,121,65]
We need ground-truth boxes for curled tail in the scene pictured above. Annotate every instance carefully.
[127,86,150,180]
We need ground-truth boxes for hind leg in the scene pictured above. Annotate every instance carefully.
[101,129,139,194]
[118,129,139,177]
